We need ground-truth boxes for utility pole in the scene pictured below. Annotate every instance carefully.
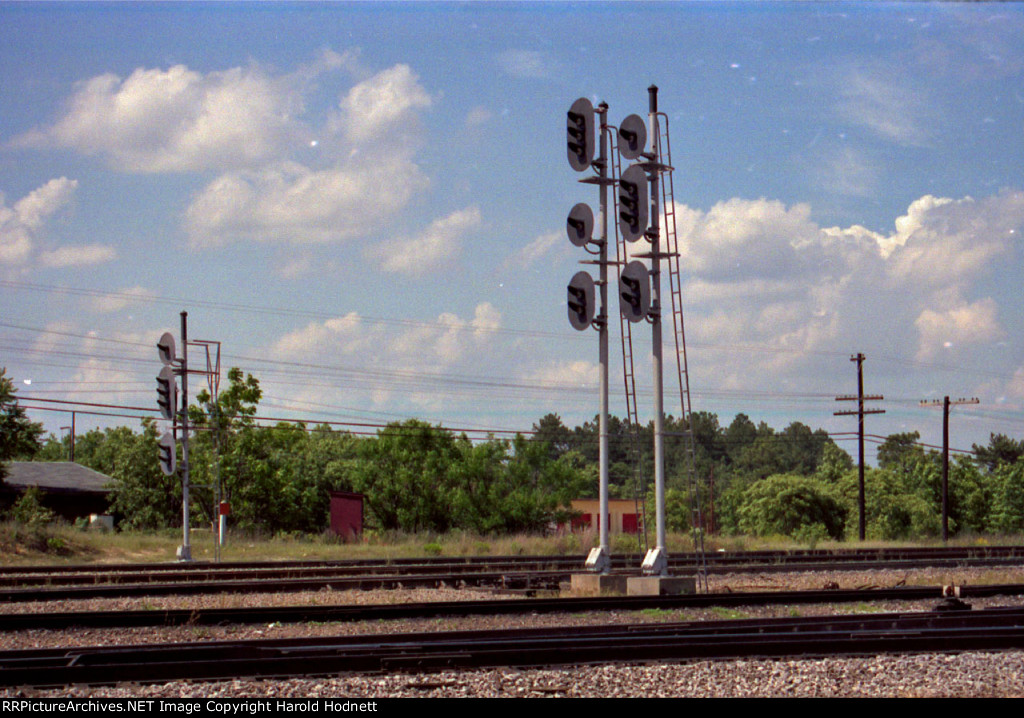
[61,411,75,461]
[835,353,884,541]
[920,396,979,541]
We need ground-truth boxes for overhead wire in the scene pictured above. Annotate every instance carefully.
[18,395,982,456]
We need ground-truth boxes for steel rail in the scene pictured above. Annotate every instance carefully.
[2,607,1024,687]
[2,549,1023,598]
[3,559,1024,602]
[0,570,566,603]
[2,583,1023,631]
[3,545,1022,578]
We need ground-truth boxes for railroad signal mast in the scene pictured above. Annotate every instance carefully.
[157,316,192,562]
[565,97,613,573]
[623,86,675,577]
[156,312,223,562]
[566,86,702,584]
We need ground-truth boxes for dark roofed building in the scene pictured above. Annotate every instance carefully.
[2,462,113,521]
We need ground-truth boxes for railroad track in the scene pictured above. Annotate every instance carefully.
[4,545,1023,580]
[3,606,1023,688]
[2,546,1022,601]
[1,582,1022,631]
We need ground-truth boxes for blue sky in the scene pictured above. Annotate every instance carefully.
[2,2,1023,462]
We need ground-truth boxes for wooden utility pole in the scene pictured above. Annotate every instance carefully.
[835,353,884,541]
[920,396,980,541]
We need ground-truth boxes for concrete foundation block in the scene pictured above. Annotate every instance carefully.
[626,575,697,596]
[568,573,630,596]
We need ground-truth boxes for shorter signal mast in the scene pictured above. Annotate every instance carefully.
[156,312,222,562]
[156,313,192,561]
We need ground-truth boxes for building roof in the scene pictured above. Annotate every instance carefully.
[3,462,114,495]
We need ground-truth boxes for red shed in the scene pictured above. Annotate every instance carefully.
[329,491,364,539]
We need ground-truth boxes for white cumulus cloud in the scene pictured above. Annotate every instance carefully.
[367,207,482,276]
[335,64,432,145]
[267,302,504,413]
[668,191,1024,390]
[186,157,430,247]
[16,64,309,172]
[184,61,436,248]
[38,245,117,268]
[0,178,113,270]
[913,298,1005,361]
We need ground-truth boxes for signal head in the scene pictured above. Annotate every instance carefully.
[619,260,651,323]
[566,98,596,172]
[156,365,178,421]
[618,114,648,160]
[157,332,177,365]
[158,431,177,476]
[567,271,597,331]
[618,164,649,243]
[566,203,595,247]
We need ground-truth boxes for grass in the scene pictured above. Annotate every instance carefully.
[709,606,749,620]
[844,602,887,614]
[638,608,688,621]
[1,521,1022,567]
[0,524,620,566]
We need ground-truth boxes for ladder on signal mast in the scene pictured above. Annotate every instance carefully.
[607,123,649,554]
[653,113,708,591]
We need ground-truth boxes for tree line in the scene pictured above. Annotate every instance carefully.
[532,410,1024,541]
[17,369,587,536]
[5,366,1024,540]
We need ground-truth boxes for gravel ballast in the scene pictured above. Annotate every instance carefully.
[2,565,1023,698]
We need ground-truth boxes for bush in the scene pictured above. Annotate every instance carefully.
[612,532,641,554]
[736,474,846,540]
[10,487,54,529]
[793,523,829,549]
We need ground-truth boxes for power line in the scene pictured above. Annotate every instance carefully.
[7,282,1023,383]
[19,395,982,455]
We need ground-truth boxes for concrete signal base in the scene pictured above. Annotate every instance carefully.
[626,575,697,596]
[569,573,631,596]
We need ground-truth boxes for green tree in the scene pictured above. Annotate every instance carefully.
[102,419,182,529]
[0,368,44,481]
[988,460,1024,533]
[531,413,574,460]
[723,413,758,465]
[732,422,830,480]
[735,473,846,539]
[350,420,588,535]
[837,466,940,540]
[973,433,1024,473]
[10,485,55,528]
[187,367,263,525]
[497,435,588,532]
[816,442,854,483]
[950,455,991,535]
[351,419,465,532]
[877,432,925,473]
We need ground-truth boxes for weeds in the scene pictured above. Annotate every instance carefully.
[639,608,682,621]
[709,607,749,620]
[1,525,1021,568]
